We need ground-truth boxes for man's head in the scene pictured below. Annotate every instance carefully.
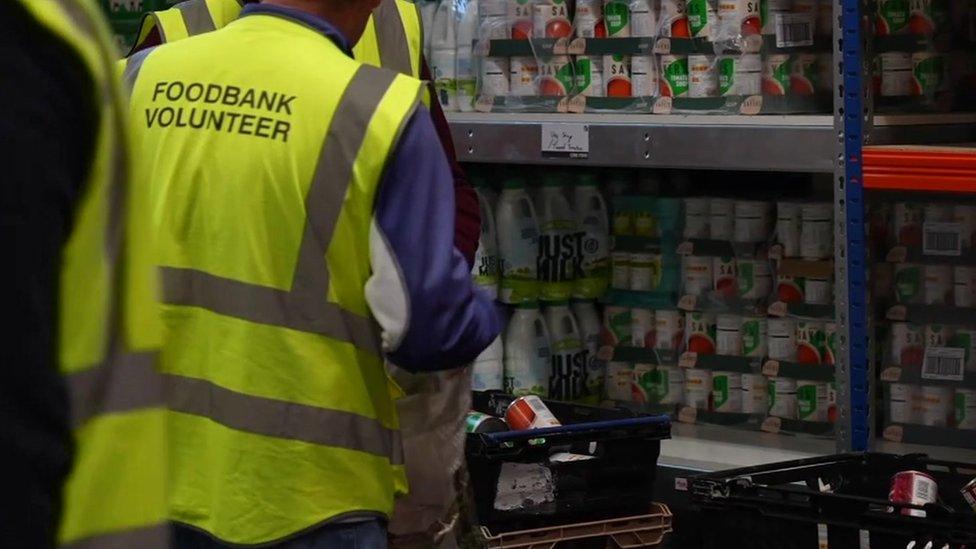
[262,0,381,45]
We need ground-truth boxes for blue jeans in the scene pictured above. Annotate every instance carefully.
[172,520,388,549]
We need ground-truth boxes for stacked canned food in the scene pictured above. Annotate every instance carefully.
[766,316,837,422]
[773,200,834,305]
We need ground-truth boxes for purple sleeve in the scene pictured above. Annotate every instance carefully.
[373,107,500,372]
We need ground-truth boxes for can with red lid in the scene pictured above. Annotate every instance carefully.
[889,470,938,517]
[506,395,563,430]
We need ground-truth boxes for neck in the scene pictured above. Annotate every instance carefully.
[261,0,360,42]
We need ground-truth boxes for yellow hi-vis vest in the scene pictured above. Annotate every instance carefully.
[125,11,423,545]
[132,0,424,79]
[17,1,168,547]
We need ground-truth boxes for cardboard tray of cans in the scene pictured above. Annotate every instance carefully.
[467,391,671,534]
[690,453,976,549]
[481,503,673,548]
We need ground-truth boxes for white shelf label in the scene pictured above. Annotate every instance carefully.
[541,123,589,158]
[923,222,962,256]
[775,13,814,48]
[921,346,965,381]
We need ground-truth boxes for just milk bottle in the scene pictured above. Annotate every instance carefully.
[504,303,552,396]
[471,174,500,298]
[545,302,586,401]
[573,173,610,298]
[456,0,479,111]
[431,0,459,111]
[572,299,605,403]
[496,176,540,303]
[536,172,581,302]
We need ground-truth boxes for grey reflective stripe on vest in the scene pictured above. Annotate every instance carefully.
[372,0,413,75]
[61,524,169,549]
[176,0,217,36]
[67,352,163,427]
[164,374,405,463]
[160,65,403,357]
[123,47,153,95]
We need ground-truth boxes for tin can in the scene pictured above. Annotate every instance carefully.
[955,266,975,307]
[923,202,954,223]
[510,56,540,95]
[539,55,575,96]
[480,0,511,38]
[604,54,633,96]
[684,197,710,238]
[687,0,716,37]
[925,323,952,348]
[650,365,685,404]
[576,55,605,97]
[912,51,947,95]
[660,0,691,36]
[762,53,792,95]
[817,0,832,36]
[742,373,769,414]
[800,202,833,260]
[796,320,827,364]
[923,264,952,305]
[659,54,690,97]
[630,0,660,36]
[952,328,976,372]
[601,305,633,346]
[876,0,910,36]
[777,274,805,304]
[895,263,923,304]
[631,55,659,96]
[737,259,772,300]
[768,377,798,419]
[962,477,976,512]
[718,54,762,96]
[741,316,768,357]
[956,388,976,429]
[776,201,803,257]
[919,385,952,427]
[890,470,938,517]
[953,204,976,250]
[733,199,772,243]
[629,252,659,291]
[804,276,832,305]
[816,52,833,93]
[797,380,828,422]
[716,314,742,356]
[712,371,742,412]
[790,53,820,96]
[684,368,712,409]
[889,383,916,424]
[908,0,946,36]
[509,0,535,38]
[481,57,511,96]
[611,251,631,289]
[631,362,654,403]
[683,255,713,296]
[713,255,737,298]
[632,308,656,348]
[880,52,913,96]
[824,321,837,365]
[768,317,797,361]
[717,0,760,39]
[654,309,686,351]
[506,395,562,430]
[605,361,634,400]
[574,0,604,36]
[709,197,734,239]
[613,206,633,236]
[890,322,925,367]
[685,311,717,355]
[466,411,510,433]
[604,0,633,36]
[893,202,924,247]
[533,0,573,38]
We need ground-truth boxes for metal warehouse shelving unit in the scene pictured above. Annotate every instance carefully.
[446,1,976,471]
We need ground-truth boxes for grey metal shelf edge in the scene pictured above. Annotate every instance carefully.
[447,112,976,173]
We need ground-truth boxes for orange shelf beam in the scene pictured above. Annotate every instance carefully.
[864,144,976,193]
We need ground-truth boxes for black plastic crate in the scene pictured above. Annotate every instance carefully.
[466,391,671,534]
[689,453,976,549]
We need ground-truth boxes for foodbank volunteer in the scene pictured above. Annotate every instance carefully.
[127,1,484,546]
[124,0,499,547]
[1,1,167,548]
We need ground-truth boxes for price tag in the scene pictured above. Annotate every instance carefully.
[678,406,698,423]
[775,13,814,48]
[674,477,689,492]
[740,95,763,115]
[921,346,965,381]
[567,37,586,55]
[880,367,902,382]
[767,301,788,317]
[762,360,781,377]
[541,123,589,158]
[653,37,671,54]
[676,241,695,255]
[885,246,908,263]
[679,352,698,368]
[885,305,907,321]
[652,96,673,114]
[923,222,963,256]
[883,424,904,442]
[678,294,698,311]
[761,416,782,433]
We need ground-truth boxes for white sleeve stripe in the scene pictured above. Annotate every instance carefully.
[365,218,411,353]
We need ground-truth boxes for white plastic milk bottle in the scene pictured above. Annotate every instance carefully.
[471,176,500,298]
[472,335,504,390]
[571,299,605,403]
[535,173,579,302]
[456,0,479,111]
[573,174,610,299]
[496,176,540,303]
[544,302,585,401]
[504,303,551,396]
[431,0,459,111]
[420,0,438,58]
